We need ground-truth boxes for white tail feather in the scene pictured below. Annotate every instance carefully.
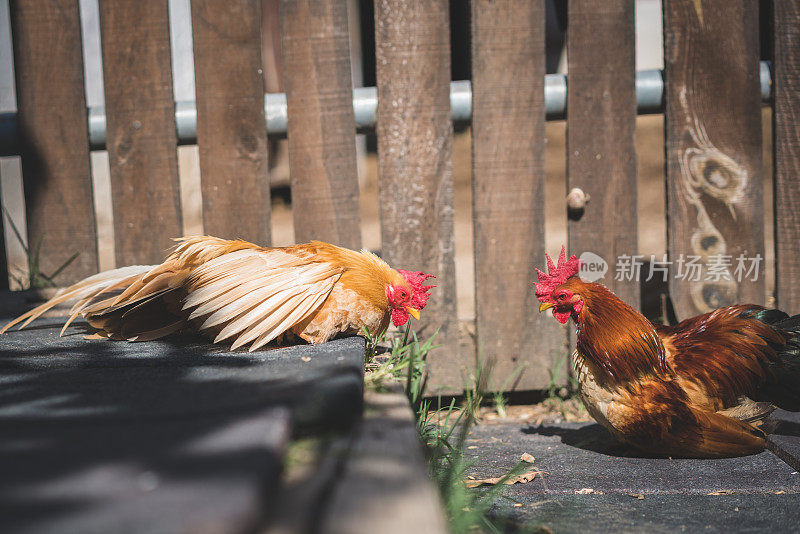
[1,265,153,334]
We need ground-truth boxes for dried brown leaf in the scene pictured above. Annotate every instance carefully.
[464,468,543,488]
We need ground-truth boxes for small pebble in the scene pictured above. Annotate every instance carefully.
[137,471,159,492]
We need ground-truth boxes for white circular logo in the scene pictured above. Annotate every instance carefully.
[579,251,608,282]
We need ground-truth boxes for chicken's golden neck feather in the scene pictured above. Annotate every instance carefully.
[303,241,405,310]
[561,278,671,385]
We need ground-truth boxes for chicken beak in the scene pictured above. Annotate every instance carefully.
[539,302,555,313]
[407,307,421,321]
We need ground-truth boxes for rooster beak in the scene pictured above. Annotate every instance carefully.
[407,307,421,321]
[539,302,555,313]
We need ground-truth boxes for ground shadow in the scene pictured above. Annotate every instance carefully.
[0,310,364,532]
[772,419,800,438]
[521,423,656,458]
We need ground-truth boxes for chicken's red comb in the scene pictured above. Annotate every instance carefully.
[534,246,580,303]
[398,269,436,309]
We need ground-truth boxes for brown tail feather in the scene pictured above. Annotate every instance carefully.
[687,409,767,457]
[641,405,767,458]
[620,391,768,458]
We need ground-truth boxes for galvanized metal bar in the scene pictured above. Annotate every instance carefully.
[0,61,775,153]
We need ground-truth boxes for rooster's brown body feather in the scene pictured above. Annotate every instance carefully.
[554,277,800,458]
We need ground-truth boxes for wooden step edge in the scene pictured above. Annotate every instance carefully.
[319,381,449,534]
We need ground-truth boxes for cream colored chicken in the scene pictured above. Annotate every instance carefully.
[2,236,434,351]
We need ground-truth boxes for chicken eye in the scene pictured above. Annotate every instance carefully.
[557,293,566,301]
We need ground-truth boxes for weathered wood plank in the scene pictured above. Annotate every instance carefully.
[0,1,14,289]
[11,0,97,283]
[280,0,361,249]
[321,384,449,534]
[774,1,800,314]
[191,0,270,244]
[567,0,638,307]
[471,0,562,390]
[99,0,182,265]
[664,0,764,318]
[374,0,458,392]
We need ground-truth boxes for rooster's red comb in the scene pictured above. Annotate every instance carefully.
[534,246,580,303]
[398,269,436,309]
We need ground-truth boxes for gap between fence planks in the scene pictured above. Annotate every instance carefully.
[192,0,271,245]
[567,0,638,308]
[99,0,182,266]
[10,0,98,283]
[664,0,765,319]
[280,0,361,250]
[773,1,800,314]
[374,0,459,393]
[471,0,563,390]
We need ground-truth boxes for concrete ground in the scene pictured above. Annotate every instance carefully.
[464,412,800,533]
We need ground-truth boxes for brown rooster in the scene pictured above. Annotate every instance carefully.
[536,247,800,458]
[2,236,434,351]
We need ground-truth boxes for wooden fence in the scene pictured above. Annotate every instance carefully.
[1,0,798,393]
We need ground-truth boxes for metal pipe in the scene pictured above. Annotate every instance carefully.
[545,74,567,119]
[0,61,774,153]
[635,69,664,114]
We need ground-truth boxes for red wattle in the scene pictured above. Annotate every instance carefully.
[391,308,409,327]
[553,309,572,324]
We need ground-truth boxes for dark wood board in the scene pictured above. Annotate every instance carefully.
[10,0,98,283]
[321,385,449,534]
[0,300,368,533]
[99,0,182,266]
[191,0,271,245]
[664,0,765,319]
[773,1,800,314]
[471,0,565,390]
[280,0,361,249]
[567,0,638,308]
[374,0,459,393]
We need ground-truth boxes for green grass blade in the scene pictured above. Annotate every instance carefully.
[1,205,29,254]
[45,251,79,281]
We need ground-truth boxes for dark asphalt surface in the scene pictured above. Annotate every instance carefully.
[465,414,800,533]
[0,302,365,534]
